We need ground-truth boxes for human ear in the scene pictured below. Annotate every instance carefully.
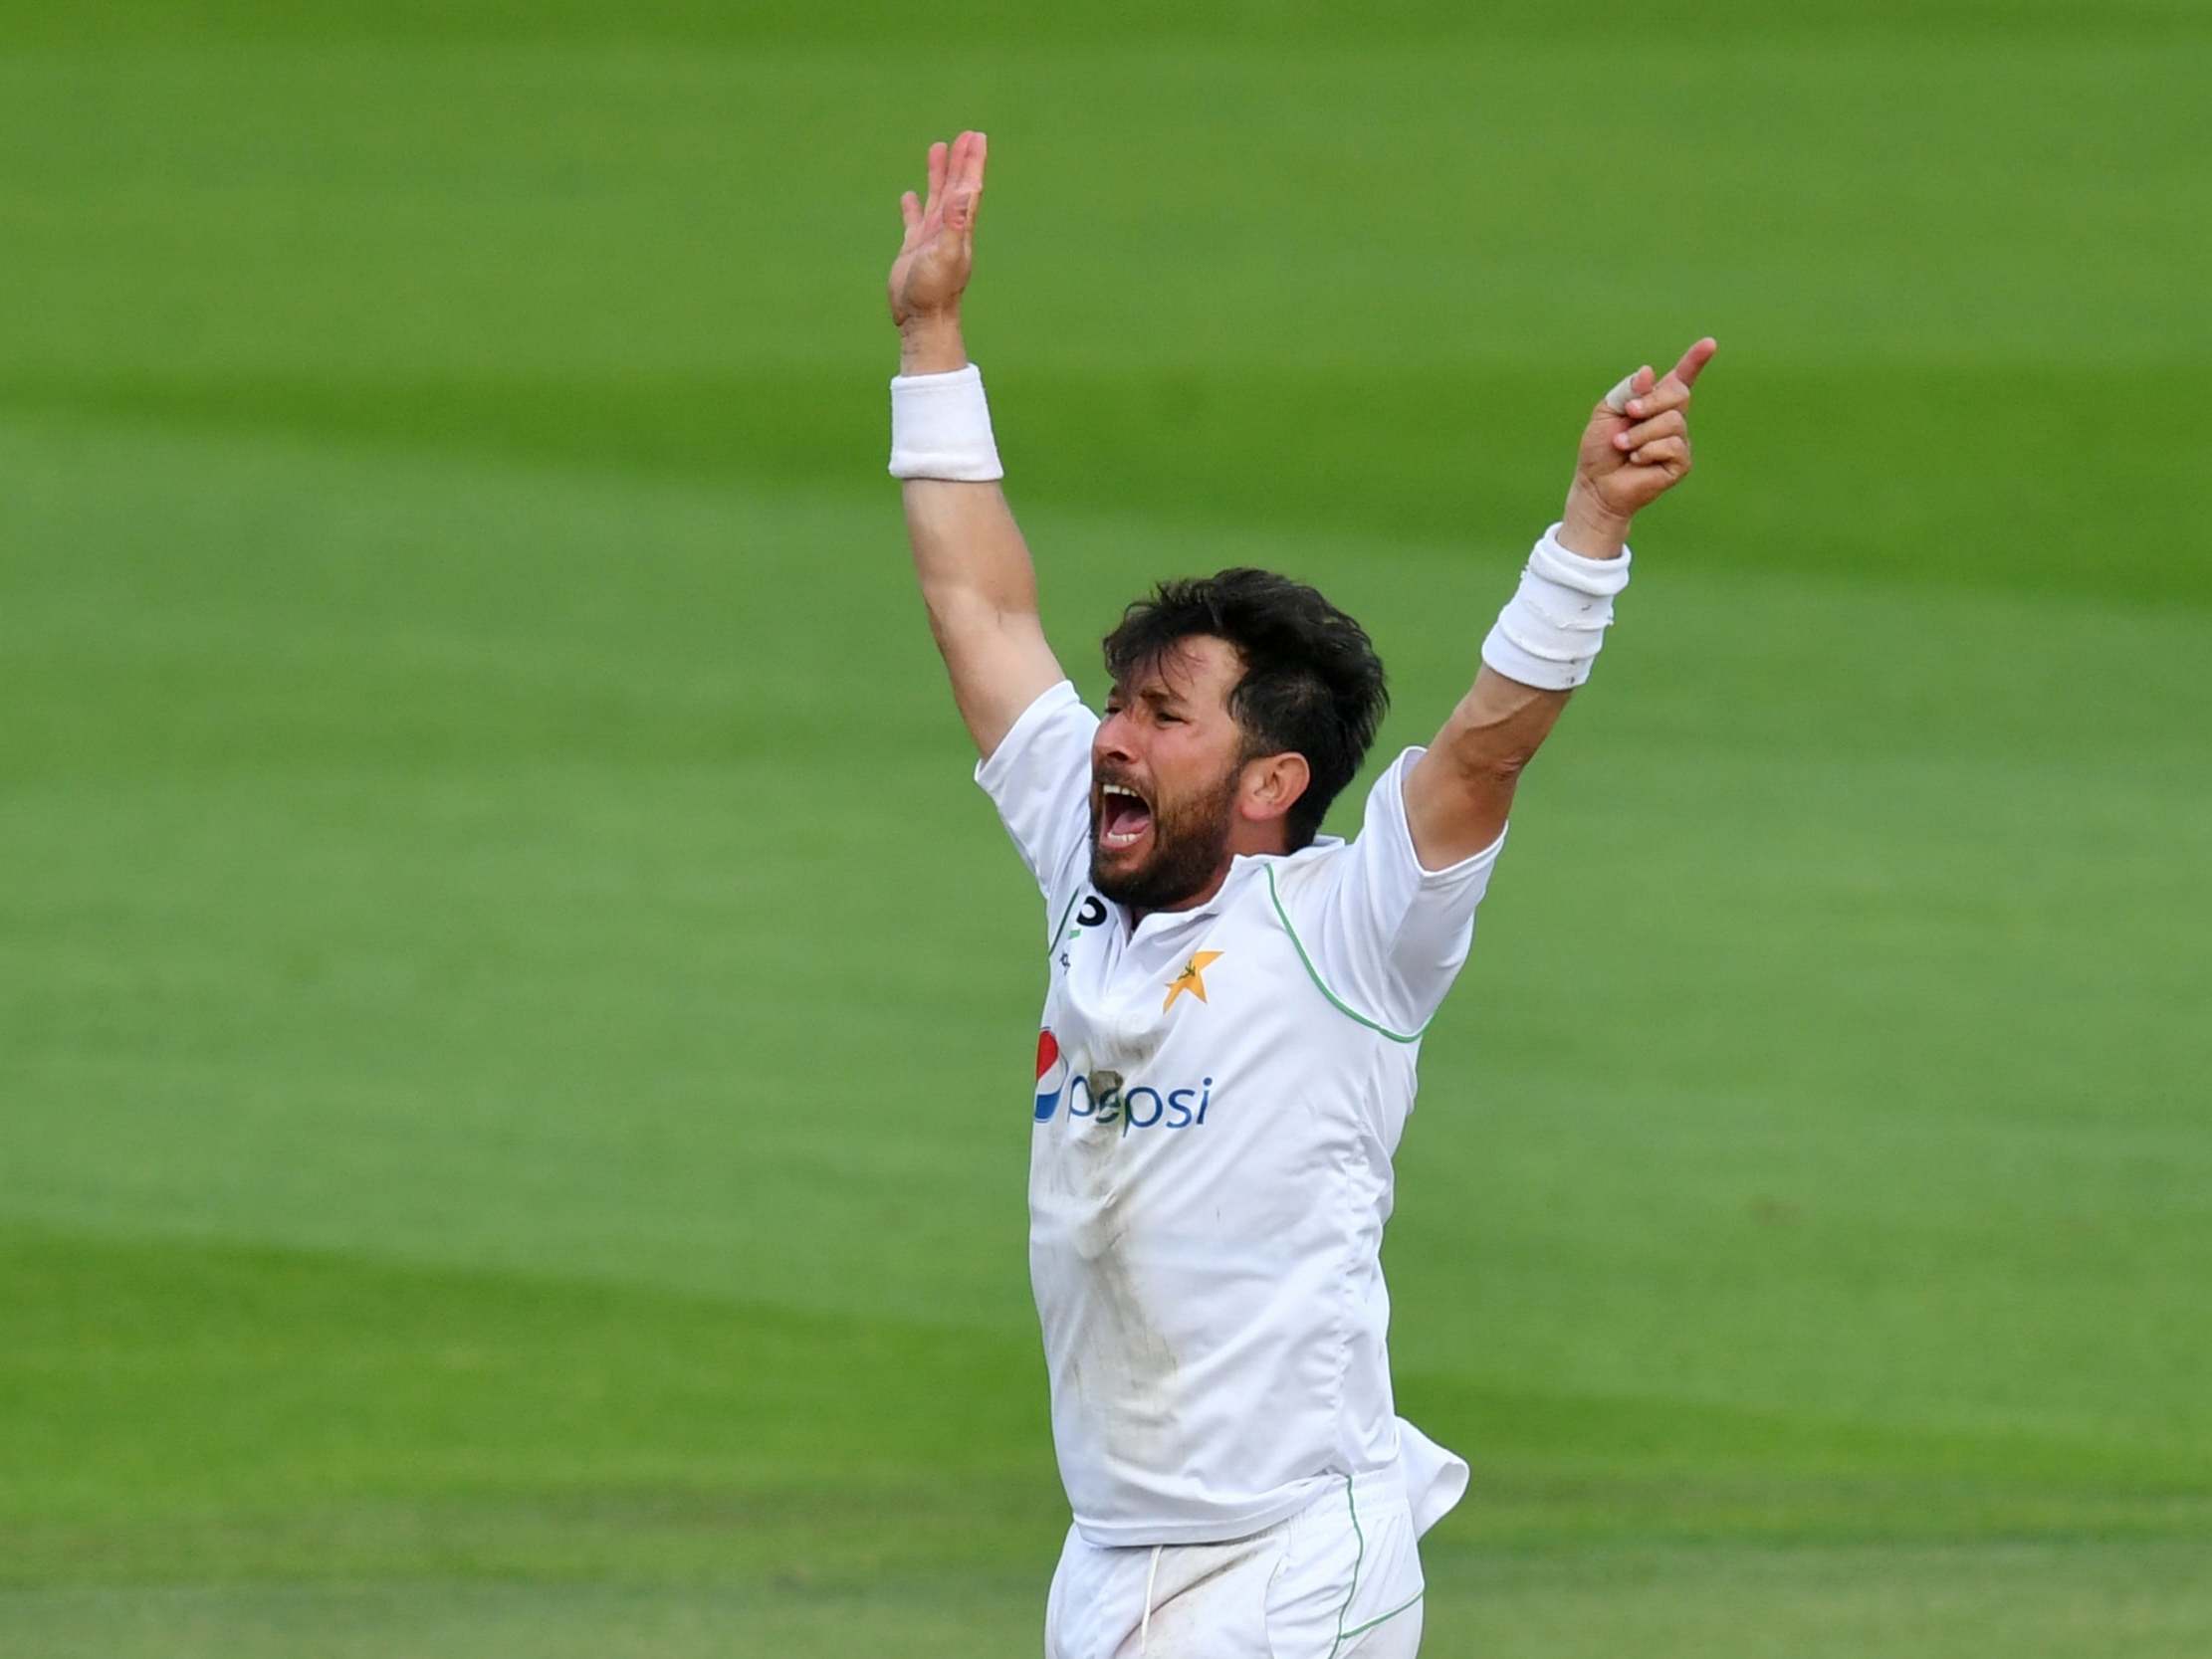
[1241,752,1311,824]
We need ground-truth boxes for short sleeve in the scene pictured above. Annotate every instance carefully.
[1270,747,1505,1036]
[974,680,1099,921]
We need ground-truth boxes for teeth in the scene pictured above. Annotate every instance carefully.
[1099,782,1147,850]
[1099,782,1146,850]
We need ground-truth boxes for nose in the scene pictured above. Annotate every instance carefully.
[1094,707,1139,769]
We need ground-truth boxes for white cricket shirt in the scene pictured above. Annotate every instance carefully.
[978,680,1503,1548]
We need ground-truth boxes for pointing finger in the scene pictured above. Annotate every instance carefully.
[899,190,921,236]
[1670,336,1719,389]
[1623,342,1719,416]
[945,130,985,235]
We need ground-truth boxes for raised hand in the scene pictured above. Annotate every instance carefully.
[889,130,988,330]
[1562,336,1718,553]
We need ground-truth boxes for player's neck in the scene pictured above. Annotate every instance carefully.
[1128,824,1287,925]
[1128,861,1231,928]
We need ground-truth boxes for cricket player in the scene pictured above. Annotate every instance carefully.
[887,130,1714,1657]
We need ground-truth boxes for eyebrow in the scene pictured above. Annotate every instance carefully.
[1108,683,1187,711]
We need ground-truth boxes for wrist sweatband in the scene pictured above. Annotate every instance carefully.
[1479,522,1633,691]
[888,363,1003,482]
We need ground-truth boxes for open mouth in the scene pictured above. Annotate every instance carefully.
[1098,781,1154,853]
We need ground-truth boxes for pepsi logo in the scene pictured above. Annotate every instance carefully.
[1034,1028,1070,1122]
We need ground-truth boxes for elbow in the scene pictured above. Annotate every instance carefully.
[920,581,1039,662]
[1427,735,1538,826]
[1435,674,1566,791]
[921,576,1033,634]
[1456,747,1534,793]
[1438,726,1538,791]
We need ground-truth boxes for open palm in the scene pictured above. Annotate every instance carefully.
[889,130,987,327]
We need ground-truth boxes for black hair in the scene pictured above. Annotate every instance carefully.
[1102,568,1389,849]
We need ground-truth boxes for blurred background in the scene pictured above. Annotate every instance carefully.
[3,2,2207,1654]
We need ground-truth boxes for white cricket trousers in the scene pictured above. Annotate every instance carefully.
[1043,1470,1425,1659]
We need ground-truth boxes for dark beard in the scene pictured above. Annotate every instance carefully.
[1090,765,1240,913]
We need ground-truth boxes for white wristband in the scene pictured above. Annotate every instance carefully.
[1479,522,1632,691]
[888,363,1003,482]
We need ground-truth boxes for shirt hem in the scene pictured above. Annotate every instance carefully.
[1068,1478,1332,1550]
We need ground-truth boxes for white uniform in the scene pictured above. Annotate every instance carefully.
[979,682,1505,1656]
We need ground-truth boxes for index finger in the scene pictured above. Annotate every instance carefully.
[944,130,986,235]
[1668,336,1718,389]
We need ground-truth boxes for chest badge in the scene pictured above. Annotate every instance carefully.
[1163,949,1223,1012]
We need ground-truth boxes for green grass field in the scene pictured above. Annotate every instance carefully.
[4,2,2209,1653]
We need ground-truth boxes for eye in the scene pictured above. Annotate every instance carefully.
[1157,711,1184,726]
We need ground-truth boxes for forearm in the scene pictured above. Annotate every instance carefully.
[1402,486,1633,864]
[894,315,1062,754]
[1402,669,1564,866]
[1436,485,1623,763]
[902,473,1043,643]
[898,317,1037,613]
[1436,666,1571,782]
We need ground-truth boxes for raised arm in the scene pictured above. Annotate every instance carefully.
[1402,337,1719,866]
[888,130,1064,759]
